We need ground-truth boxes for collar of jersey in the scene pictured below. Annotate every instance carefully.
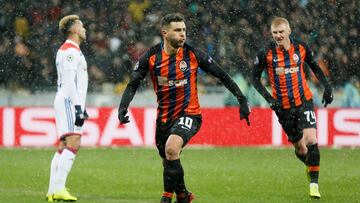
[65,39,80,49]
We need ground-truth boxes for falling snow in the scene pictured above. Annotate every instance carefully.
[0,0,359,107]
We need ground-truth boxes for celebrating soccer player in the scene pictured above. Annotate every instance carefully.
[118,13,251,203]
[46,14,88,202]
[252,17,333,199]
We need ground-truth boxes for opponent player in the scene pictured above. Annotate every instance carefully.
[46,14,88,202]
[252,17,333,199]
[118,13,251,203]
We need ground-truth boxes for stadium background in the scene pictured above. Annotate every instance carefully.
[0,0,360,202]
[1,0,359,106]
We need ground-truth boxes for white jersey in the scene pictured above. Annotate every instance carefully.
[55,39,88,109]
[54,39,88,137]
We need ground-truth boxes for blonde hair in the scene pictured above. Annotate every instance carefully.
[59,15,79,35]
[271,17,290,28]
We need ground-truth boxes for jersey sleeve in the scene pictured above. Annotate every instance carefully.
[193,48,248,104]
[132,52,150,81]
[252,50,268,83]
[59,48,81,106]
[76,70,88,109]
[62,68,80,106]
[119,51,150,110]
[254,50,268,72]
[252,50,274,104]
[303,43,331,89]
[61,48,80,70]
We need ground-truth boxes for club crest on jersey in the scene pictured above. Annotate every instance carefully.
[179,60,188,72]
[293,54,299,62]
[66,54,74,62]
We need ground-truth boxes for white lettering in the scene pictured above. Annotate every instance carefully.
[144,108,156,146]
[20,108,57,147]
[3,108,15,147]
[333,109,360,146]
[275,66,299,75]
[1,107,359,147]
[81,108,100,146]
[317,109,328,146]
[157,76,188,87]
[272,111,283,146]
[100,109,143,146]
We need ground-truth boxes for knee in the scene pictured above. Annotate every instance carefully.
[296,145,308,156]
[65,135,81,150]
[58,141,65,151]
[303,129,317,145]
[165,146,179,160]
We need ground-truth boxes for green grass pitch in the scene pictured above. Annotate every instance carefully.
[0,147,359,203]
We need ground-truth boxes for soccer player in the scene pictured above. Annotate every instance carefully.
[46,14,88,202]
[118,13,251,203]
[252,17,333,199]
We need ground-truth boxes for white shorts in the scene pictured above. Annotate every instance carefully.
[54,93,82,139]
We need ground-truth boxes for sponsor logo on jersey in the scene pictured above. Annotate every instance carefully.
[157,76,188,87]
[275,66,299,75]
[179,60,188,72]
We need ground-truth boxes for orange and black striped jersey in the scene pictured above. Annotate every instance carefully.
[120,43,247,123]
[253,39,323,109]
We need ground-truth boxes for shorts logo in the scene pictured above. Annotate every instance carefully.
[179,60,188,72]
[181,125,190,130]
[293,54,299,62]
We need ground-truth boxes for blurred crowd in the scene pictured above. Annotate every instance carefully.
[0,0,359,107]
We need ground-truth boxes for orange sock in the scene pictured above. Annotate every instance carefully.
[162,192,173,199]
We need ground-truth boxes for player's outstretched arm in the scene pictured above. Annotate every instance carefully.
[304,45,333,107]
[195,50,250,125]
[209,65,251,125]
[118,72,143,124]
[252,54,281,112]
[118,51,150,124]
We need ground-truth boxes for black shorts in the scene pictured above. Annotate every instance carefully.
[275,99,317,143]
[155,114,202,159]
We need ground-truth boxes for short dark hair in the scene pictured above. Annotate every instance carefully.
[160,13,185,28]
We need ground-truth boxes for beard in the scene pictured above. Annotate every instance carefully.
[168,37,185,48]
[79,33,86,42]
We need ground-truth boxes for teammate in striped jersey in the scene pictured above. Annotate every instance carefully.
[118,13,250,203]
[252,17,333,199]
[46,14,88,202]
